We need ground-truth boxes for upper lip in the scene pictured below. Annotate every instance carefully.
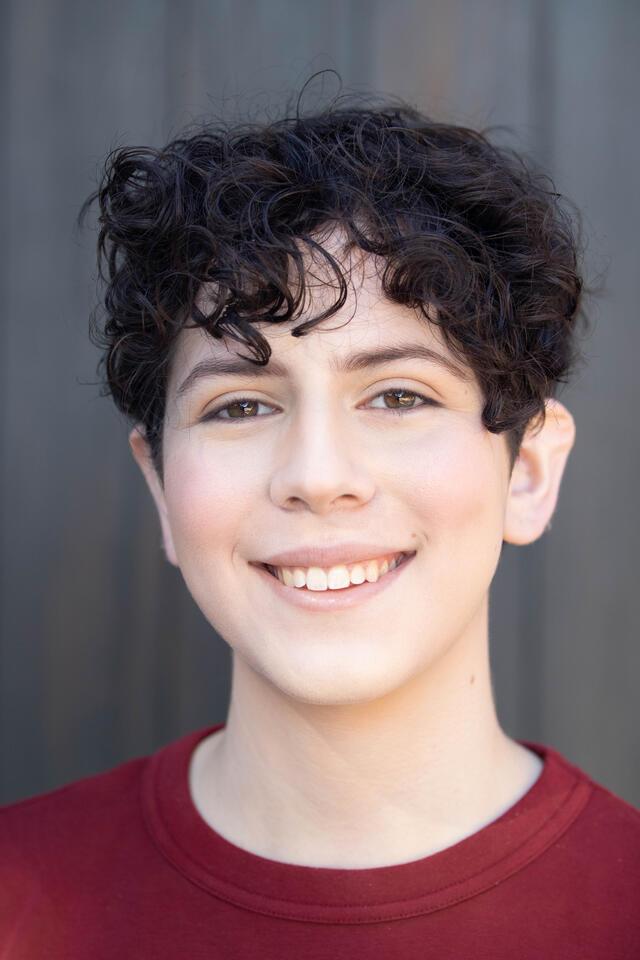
[254,543,416,569]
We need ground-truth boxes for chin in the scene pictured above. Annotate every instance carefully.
[252,643,418,707]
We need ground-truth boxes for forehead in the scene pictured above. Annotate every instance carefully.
[167,243,478,401]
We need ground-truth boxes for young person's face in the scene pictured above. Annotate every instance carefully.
[131,248,574,705]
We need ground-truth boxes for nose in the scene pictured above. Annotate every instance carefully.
[269,400,376,514]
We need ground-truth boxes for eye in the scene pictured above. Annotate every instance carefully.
[201,398,275,421]
[200,388,439,423]
[367,389,439,414]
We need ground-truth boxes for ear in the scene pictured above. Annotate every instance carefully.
[503,398,576,546]
[128,425,178,566]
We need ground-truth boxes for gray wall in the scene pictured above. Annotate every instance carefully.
[1,0,638,806]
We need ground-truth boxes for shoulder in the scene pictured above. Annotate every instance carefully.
[0,725,215,873]
[546,745,640,886]
[0,753,147,871]
[576,774,640,850]
[0,754,156,951]
[553,744,640,833]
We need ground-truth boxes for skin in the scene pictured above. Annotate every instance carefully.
[130,242,576,868]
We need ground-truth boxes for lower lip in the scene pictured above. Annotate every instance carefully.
[250,554,416,612]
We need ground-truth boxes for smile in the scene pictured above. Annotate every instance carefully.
[251,551,416,612]
[263,551,412,591]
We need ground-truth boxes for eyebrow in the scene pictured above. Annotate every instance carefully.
[175,342,473,400]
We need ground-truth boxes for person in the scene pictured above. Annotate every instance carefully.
[1,90,639,958]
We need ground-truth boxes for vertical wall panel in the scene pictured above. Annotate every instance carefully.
[535,0,640,799]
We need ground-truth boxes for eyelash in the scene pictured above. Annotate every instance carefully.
[200,388,440,423]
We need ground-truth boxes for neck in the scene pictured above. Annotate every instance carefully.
[189,602,542,868]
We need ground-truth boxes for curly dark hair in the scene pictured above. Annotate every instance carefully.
[82,90,588,485]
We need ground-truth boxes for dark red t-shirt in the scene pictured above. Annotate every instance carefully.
[1,722,639,958]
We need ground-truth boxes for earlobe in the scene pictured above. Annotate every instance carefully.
[503,399,576,546]
[128,425,179,567]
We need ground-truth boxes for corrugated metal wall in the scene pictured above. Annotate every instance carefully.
[1,0,638,805]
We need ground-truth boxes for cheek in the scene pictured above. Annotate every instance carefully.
[162,445,257,561]
[397,430,504,547]
[394,434,505,630]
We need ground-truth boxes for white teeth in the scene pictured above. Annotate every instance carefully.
[268,553,407,591]
[307,568,329,591]
[364,559,379,583]
[327,566,351,589]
